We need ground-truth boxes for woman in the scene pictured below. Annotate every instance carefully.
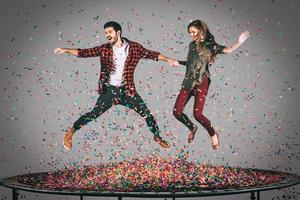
[174,20,250,149]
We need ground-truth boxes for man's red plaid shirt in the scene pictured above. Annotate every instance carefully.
[77,38,160,97]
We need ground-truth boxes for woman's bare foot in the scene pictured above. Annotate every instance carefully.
[188,125,198,143]
[211,132,219,150]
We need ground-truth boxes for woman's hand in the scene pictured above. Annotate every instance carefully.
[167,59,179,67]
[238,31,250,45]
[223,31,250,54]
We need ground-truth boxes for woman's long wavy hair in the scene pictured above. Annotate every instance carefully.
[188,20,217,63]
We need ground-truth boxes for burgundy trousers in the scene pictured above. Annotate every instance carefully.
[173,76,216,136]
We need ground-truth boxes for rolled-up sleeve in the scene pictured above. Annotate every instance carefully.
[208,42,226,55]
[140,46,160,61]
[178,60,187,66]
[77,46,102,58]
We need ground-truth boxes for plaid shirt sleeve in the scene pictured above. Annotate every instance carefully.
[77,46,102,58]
[140,45,160,61]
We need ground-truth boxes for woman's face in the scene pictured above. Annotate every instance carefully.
[188,26,205,42]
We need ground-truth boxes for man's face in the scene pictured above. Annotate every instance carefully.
[104,27,119,45]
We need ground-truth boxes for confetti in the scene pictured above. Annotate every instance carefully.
[18,155,292,192]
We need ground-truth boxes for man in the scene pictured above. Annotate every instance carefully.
[54,21,179,150]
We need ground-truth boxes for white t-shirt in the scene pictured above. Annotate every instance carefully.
[109,41,129,87]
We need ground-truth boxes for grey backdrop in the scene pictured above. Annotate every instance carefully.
[0,0,299,199]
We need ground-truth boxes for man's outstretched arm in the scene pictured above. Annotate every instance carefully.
[54,47,79,56]
[139,45,179,67]
[54,46,101,57]
[158,54,179,67]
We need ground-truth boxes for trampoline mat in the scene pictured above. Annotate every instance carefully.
[10,156,299,193]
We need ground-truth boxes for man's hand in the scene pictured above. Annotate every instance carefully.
[54,47,66,55]
[54,47,79,56]
[167,59,179,67]
[158,54,179,67]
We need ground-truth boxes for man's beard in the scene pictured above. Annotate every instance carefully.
[108,36,118,45]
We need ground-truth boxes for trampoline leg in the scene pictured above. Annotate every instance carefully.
[173,197,176,200]
[12,189,18,200]
[80,195,83,200]
[257,191,260,200]
[118,196,122,200]
[250,191,256,200]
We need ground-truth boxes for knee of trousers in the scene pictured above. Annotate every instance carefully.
[193,112,206,123]
[173,108,183,118]
[85,110,101,120]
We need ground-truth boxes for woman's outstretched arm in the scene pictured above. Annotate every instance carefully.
[223,31,250,54]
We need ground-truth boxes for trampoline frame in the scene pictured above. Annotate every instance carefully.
[1,171,299,200]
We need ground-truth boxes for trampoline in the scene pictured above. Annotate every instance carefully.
[1,156,300,200]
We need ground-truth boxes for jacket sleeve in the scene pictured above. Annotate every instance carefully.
[178,60,187,66]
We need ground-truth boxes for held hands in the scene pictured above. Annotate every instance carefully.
[167,59,179,67]
[54,47,66,55]
[238,31,250,45]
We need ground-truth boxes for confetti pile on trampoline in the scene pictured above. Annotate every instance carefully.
[17,155,293,192]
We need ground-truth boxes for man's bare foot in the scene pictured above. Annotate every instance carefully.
[63,127,75,150]
[188,125,198,143]
[211,132,219,150]
[154,136,170,149]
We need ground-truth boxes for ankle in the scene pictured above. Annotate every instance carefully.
[67,127,75,135]
[154,135,162,140]
[211,132,217,137]
[190,125,197,131]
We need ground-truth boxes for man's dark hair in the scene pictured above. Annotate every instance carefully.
[104,21,122,35]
